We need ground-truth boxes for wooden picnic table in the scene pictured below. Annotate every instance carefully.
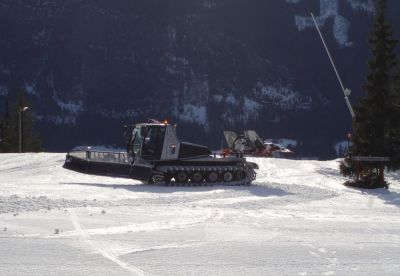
[351,156,389,188]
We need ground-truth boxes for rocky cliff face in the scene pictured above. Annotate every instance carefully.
[0,0,399,157]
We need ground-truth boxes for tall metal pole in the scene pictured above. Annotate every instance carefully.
[19,107,29,153]
[310,12,355,118]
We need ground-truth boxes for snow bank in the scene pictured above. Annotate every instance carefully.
[1,153,400,275]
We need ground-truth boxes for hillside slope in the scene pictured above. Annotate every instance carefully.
[1,1,399,156]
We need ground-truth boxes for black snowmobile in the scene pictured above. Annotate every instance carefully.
[64,120,258,186]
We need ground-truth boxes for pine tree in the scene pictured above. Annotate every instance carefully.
[351,0,398,168]
[389,66,400,168]
[0,96,14,152]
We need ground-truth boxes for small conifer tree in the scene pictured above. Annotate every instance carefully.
[0,89,41,152]
[389,67,400,168]
[341,0,399,187]
[0,96,12,152]
[351,0,397,165]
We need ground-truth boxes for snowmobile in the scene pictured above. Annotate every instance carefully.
[64,120,258,186]
[221,130,294,158]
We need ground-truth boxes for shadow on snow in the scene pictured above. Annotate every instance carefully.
[359,188,400,208]
[60,182,292,198]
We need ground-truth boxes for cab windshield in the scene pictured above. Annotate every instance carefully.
[131,126,145,154]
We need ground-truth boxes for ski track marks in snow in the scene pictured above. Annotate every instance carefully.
[68,209,146,276]
[56,208,220,238]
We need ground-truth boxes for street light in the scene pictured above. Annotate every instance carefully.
[19,106,29,153]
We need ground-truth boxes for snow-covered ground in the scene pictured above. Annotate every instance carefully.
[1,153,400,275]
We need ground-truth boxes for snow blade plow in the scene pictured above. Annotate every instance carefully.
[64,121,258,186]
[222,130,294,158]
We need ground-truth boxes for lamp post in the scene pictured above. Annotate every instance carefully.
[19,106,29,153]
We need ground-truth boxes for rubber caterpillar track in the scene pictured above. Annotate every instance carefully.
[151,165,256,186]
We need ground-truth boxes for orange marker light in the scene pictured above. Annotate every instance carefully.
[163,120,168,124]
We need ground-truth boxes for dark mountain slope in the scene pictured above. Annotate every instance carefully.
[0,0,399,157]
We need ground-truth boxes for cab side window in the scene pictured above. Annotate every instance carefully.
[141,126,165,160]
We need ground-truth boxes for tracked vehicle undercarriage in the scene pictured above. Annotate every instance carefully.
[64,121,258,186]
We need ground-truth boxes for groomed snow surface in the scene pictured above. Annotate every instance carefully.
[1,153,400,276]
